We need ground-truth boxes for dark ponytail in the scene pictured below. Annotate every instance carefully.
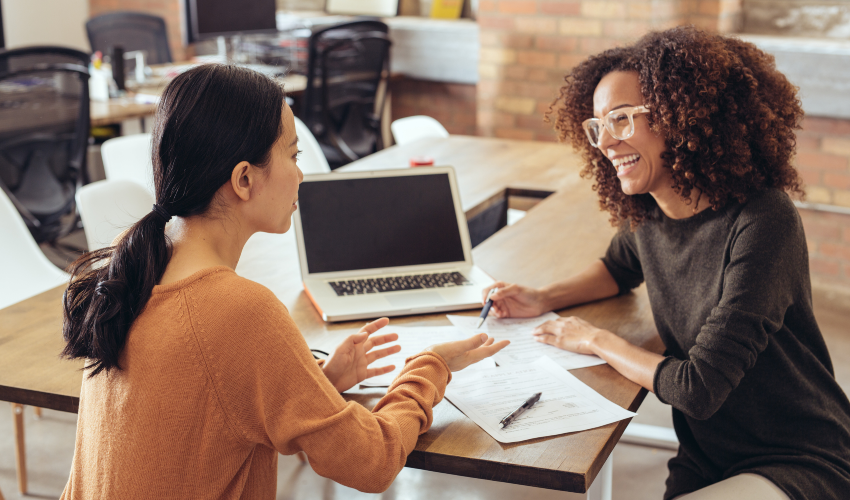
[63,65,285,377]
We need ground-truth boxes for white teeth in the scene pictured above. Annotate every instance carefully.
[613,154,640,172]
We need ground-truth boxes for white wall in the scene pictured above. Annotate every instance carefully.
[2,0,89,51]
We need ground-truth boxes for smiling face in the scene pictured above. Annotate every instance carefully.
[250,104,304,234]
[593,71,671,197]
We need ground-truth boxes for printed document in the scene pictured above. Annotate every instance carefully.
[444,356,635,443]
[360,326,495,387]
[447,313,606,370]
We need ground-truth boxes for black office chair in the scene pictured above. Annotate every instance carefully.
[301,20,392,170]
[0,46,90,244]
[86,11,172,65]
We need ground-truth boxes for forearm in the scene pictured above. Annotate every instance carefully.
[588,330,664,392]
[539,260,620,311]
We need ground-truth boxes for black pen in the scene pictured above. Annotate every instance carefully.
[476,288,498,329]
[499,392,542,429]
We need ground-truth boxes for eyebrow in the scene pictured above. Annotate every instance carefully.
[289,137,298,148]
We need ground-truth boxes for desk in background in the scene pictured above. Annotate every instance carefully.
[0,136,663,497]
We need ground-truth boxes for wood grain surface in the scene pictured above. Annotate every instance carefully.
[0,135,663,492]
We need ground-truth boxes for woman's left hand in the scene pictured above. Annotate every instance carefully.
[532,316,608,355]
[322,317,401,393]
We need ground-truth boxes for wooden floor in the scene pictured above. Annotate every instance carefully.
[0,231,847,500]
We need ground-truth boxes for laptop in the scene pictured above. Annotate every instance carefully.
[292,167,494,322]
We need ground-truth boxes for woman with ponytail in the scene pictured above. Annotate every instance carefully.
[60,65,508,499]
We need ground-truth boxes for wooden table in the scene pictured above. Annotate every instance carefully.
[0,136,662,496]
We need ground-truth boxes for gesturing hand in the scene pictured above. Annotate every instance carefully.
[481,281,547,319]
[531,316,607,355]
[322,317,401,393]
[428,333,510,372]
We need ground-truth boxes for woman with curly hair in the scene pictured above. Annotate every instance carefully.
[482,26,850,500]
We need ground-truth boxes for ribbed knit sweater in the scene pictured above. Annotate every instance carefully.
[60,266,451,499]
[601,190,850,500]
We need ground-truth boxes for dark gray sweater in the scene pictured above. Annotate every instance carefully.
[601,190,850,500]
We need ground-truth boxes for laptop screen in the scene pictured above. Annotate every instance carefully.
[297,172,466,274]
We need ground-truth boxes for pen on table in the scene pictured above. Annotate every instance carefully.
[500,392,542,429]
[476,287,498,329]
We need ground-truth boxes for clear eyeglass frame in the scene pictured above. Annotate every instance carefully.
[582,105,650,148]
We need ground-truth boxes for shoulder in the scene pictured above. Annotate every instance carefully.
[732,189,799,226]
[181,267,297,339]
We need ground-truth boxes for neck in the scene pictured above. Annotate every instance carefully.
[652,185,711,220]
[160,211,252,285]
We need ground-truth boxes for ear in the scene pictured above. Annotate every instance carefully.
[229,161,254,202]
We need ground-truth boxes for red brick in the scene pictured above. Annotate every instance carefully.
[559,53,589,69]
[495,127,536,140]
[810,257,841,276]
[540,1,581,15]
[801,117,850,136]
[795,134,821,151]
[796,151,848,172]
[502,33,536,49]
[478,16,517,31]
[798,168,821,187]
[517,114,547,129]
[535,35,579,52]
[478,0,498,11]
[499,0,538,14]
[534,130,560,142]
[824,173,850,190]
[801,219,842,242]
[603,19,652,39]
[578,37,621,55]
[844,227,850,243]
[517,50,557,67]
[820,242,850,261]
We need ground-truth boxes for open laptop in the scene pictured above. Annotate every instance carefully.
[292,167,494,322]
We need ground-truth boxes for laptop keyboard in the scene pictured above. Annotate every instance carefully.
[329,272,471,296]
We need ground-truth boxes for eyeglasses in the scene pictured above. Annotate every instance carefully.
[582,105,650,148]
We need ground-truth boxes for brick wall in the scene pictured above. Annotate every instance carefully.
[89,0,185,61]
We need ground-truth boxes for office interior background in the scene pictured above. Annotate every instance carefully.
[1,0,849,499]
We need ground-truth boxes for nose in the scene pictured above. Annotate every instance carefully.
[596,125,619,154]
[297,166,304,184]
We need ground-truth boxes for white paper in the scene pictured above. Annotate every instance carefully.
[360,326,495,387]
[446,313,607,370]
[444,356,635,444]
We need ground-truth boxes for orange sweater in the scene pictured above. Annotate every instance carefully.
[61,266,451,499]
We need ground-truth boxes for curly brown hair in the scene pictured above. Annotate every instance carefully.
[547,26,805,227]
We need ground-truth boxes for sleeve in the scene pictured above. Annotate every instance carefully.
[600,228,644,295]
[653,197,804,420]
[191,282,451,493]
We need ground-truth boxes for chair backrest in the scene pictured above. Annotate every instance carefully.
[301,20,391,169]
[0,46,90,243]
[101,133,155,196]
[76,179,155,251]
[86,11,172,65]
[0,188,68,310]
[293,116,330,175]
[391,115,450,146]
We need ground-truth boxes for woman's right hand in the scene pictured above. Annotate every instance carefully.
[428,333,510,372]
[482,281,548,319]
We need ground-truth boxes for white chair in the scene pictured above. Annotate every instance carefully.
[76,179,156,251]
[390,115,450,146]
[0,189,69,310]
[101,133,155,195]
[293,116,331,174]
[0,188,69,495]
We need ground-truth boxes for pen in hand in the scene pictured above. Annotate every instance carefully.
[476,288,498,329]
[500,392,542,429]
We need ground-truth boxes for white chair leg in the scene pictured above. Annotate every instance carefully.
[586,454,612,500]
[620,423,679,450]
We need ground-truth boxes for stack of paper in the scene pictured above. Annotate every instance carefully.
[447,313,607,371]
[445,356,635,443]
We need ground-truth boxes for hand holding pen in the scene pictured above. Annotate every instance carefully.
[480,281,548,320]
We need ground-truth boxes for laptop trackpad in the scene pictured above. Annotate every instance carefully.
[386,292,446,308]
